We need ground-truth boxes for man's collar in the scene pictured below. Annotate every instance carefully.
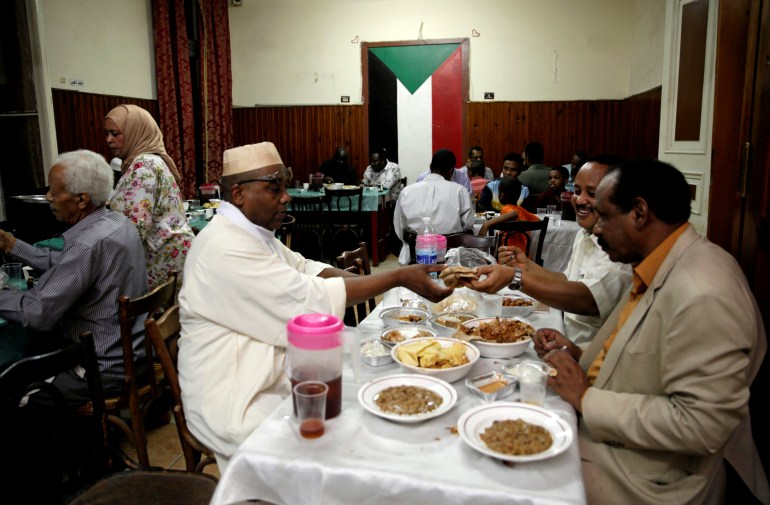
[62,207,108,240]
[216,200,276,245]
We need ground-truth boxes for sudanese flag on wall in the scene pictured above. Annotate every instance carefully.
[368,43,463,179]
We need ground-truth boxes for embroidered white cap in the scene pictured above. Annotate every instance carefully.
[222,142,285,177]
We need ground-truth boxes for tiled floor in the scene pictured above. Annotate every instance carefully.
[136,252,402,478]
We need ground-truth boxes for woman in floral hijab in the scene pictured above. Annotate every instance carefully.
[105,104,193,289]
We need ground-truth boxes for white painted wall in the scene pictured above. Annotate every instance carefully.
[37,0,665,105]
[230,0,653,106]
[629,0,666,96]
[42,0,156,99]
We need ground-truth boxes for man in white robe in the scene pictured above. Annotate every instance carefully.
[178,142,450,468]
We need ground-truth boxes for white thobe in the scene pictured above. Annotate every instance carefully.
[178,203,346,467]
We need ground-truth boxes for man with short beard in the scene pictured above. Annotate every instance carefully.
[470,155,631,345]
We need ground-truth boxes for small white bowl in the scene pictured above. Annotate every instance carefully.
[501,294,535,318]
[329,182,344,190]
[391,337,479,383]
[380,325,437,346]
[429,312,477,337]
[380,307,430,328]
[459,317,534,359]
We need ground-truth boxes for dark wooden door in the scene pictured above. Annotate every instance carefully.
[710,1,770,499]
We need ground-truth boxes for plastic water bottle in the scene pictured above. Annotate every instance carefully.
[415,217,438,277]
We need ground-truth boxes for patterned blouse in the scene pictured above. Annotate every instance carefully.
[109,153,194,289]
[363,160,403,199]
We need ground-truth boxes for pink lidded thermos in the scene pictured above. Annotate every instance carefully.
[286,314,345,419]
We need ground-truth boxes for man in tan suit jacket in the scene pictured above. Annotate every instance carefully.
[534,159,768,505]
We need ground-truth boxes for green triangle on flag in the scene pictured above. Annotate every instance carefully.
[370,44,459,94]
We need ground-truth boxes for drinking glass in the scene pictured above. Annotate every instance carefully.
[546,205,557,215]
[294,381,328,439]
[518,361,548,406]
[536,208,547,218]
[2,263,26,291]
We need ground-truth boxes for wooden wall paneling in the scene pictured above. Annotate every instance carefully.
[233,105,366,186]
[52,89,158,161]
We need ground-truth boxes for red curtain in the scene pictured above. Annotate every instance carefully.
[152,0,233,197]
[152,0,197,198]
[198,0,233,184]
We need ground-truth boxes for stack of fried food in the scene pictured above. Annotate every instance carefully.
[396,340,469,369]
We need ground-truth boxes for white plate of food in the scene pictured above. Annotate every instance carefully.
[455,317,535,358]
[342,185,360,190]
[358,374,457,423]
[457,402,573,463]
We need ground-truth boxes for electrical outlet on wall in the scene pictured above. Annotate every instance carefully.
[484,92,494,100]
[340,96,350,103]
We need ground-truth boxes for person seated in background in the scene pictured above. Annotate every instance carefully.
[464,145,494,180]
[0,149,147,403]
[319,146,359,186]
[565,150,589,189]
[518,141,550,194]
[478,177,540,252]
[104,104,194,290]
[474,155,631,346]
[535,165,569,209]
[363,147,402,199]
[468,159,490,198]
[178,142,452,469]
[393,149,474,265]
[415,153,473,195]
[477,152,529,212]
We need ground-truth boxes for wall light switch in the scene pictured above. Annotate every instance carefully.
[341,96,350,103]
[484,92,494,100]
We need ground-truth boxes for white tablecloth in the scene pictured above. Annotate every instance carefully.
[532,220,581,273]
[211,290,586,505]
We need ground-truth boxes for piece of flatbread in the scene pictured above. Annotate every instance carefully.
[439,266,479,288]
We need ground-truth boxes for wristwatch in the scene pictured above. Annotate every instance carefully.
[508,267,523,291]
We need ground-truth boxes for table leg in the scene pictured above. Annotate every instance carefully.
[370,212,379,267]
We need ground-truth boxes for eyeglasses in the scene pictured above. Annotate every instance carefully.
[234,166,293,186]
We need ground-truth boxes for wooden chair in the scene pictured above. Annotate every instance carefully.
[489,216,549,266]
[145,305,217,474]
[276,214,295,248]
[445,232,497,256]
[325,186,365,260]
[403,230,475,264]
[77,274,178,469]
[65,469,218,505]
[1,332,110,501]
[291,195,327,261]
[336,242,376,326]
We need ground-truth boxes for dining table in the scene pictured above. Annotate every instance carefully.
[288,186,391,266]
[210,288,586,505]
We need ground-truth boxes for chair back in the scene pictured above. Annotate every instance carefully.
[145,305,217,473]
[490,217,549,266]
[445,232,497,255]
[336,242,375,326]
[1,332,110,497]
[290,196,327,261]
[325,187,365,259]
[403,229,418,264]
[66,469,218,505]
[276,214,295,248]
[115,272,177,468]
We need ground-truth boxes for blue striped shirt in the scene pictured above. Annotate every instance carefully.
[0,207,148,379]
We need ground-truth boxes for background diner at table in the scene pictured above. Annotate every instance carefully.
[104,104,194,290]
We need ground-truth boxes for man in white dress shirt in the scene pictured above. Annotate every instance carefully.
[178,142,451,468]
[473,155,631,345]
[393,149,474,265]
